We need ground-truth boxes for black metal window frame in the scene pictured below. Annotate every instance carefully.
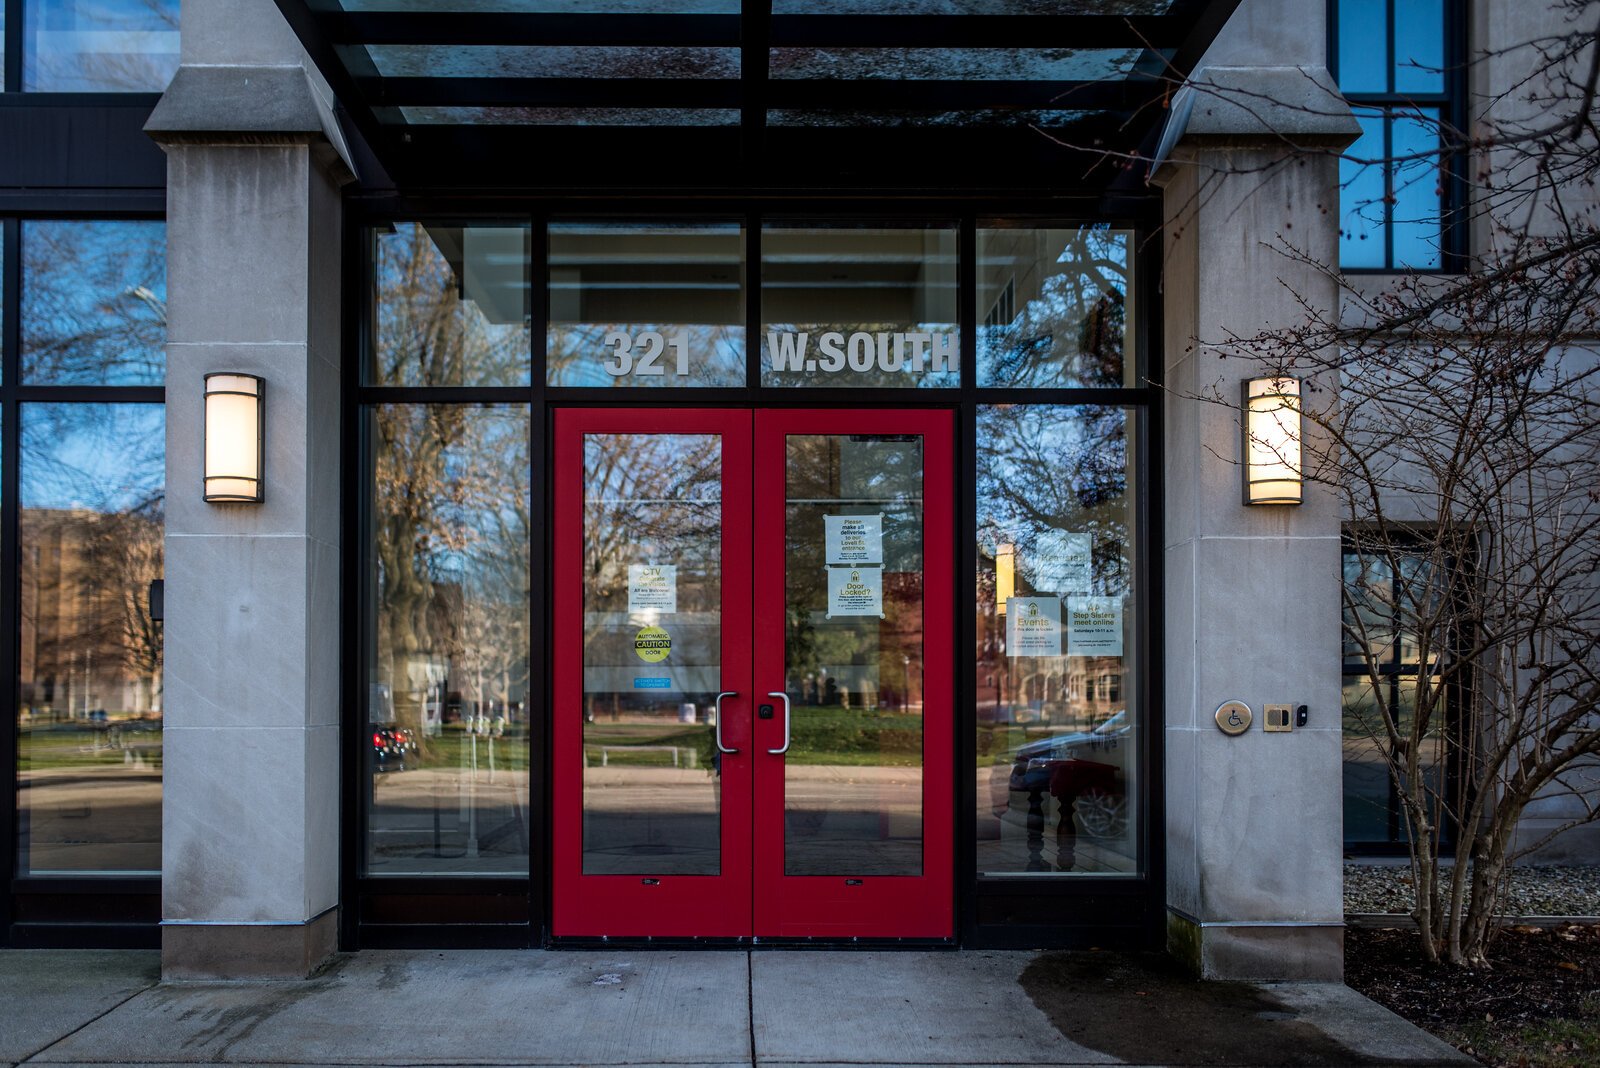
[1327,0,1470,274]
[342,197,1167,951]
[1339,533,1469,857]
[1,210,166,949]
[0,0,167,949]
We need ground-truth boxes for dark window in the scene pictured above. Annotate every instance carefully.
[1341,542,1461,852]
[1330,0,1464,271]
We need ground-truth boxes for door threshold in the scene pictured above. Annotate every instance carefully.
[548,936,957,950]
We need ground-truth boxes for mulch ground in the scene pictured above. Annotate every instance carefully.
[1346,923,1600,1067]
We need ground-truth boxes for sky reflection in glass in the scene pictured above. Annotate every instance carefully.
[24,0,179,92]
[22,220,166,386]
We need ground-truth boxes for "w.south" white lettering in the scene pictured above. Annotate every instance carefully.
[766,331,958,375]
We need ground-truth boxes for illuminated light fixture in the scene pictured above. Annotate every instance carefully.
[1243,376,1303,505]
[995,543,1015,614]
[204,373,264,503]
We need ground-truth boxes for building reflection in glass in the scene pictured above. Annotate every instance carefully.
[23,0,179,92]
[365,403,531,876]
[22,220,167,386]
[18,403,165,876]
[975,404,1138,876]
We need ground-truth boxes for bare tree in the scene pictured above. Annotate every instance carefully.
[1066,2,1600,964]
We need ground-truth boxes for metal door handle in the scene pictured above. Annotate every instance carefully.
[714,691,739,754]
[766,691,791,755]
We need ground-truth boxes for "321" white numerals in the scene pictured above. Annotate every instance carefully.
[603,330,690,377]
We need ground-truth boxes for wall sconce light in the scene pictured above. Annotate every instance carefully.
[995,543,1015,613]
[1243,376,1303,505]
[204,373,264,503]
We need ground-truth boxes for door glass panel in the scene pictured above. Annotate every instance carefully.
[582,433,724,874]
[783,434,924,876]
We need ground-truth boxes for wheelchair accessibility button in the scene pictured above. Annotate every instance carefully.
[1214,701,1253,736]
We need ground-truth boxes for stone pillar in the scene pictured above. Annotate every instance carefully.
[146,0,352,980]
[1153,0,1359,980]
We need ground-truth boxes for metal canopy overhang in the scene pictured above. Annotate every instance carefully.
[272,1,1240,197]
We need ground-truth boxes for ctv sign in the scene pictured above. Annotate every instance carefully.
[767,330,958,375]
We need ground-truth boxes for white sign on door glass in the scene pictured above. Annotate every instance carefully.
[1006,596,1061,658]
[826,566,884,618]
[1034,530,1092,594]
[824,514,883,565]
[1066,595,1123,657]
[767,330,958,376]
[628,564,677,613]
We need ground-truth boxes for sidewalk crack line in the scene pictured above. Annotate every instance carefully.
[17,976,158,1065]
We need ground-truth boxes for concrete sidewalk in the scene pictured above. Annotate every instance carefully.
[0,947,1471,1067]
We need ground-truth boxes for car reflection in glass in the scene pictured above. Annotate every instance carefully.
[371,725,418,772]
[993,710,1129,839]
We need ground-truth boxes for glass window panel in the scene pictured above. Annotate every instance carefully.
[1393,0,1444,94]
[773,1,1177,11]
[18,403,164,876]
[547,222,746,388]
[400,107,740,126]
[1342,550,1395,663]
[367,45,740,79]
[976,404,1138,876]
[22,221,166,386]
[364,404,531,876]
[23,0,179,92]
[1341,678,1392,843]
[1391,109,1443,270]
[369,223,532,387]
[343,1,738,9]
[977,225,1134,388]
[766,108,1096,129]
[1339,110,1387,269]
[769,47,1140,82]
[1335,0,1387,92]
[760,224,959,388]
[783,434,926,876]
[581,433,725,875]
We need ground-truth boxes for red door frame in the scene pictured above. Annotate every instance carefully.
[551,408,754,937]
[553,407,953,940]
[753,409,954,939]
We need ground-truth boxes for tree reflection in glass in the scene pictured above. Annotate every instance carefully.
[975,404,1138,876]
[580,433,724,875]
[366,404,531,875]
[22,221,166,386]
[369,224,531,387]
[977,226,1133,388]
[18,403,165,875]
[783,434,925,876]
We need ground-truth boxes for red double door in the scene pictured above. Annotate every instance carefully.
[553,408,953,938]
